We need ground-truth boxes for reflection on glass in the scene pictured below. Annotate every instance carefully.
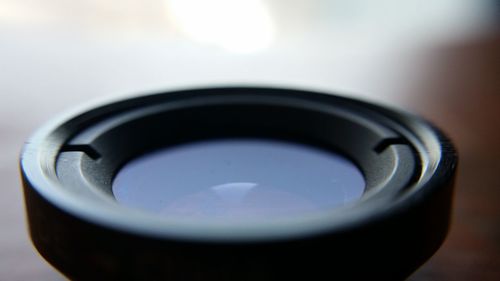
[113,139,365,221]
[165,0,275,53]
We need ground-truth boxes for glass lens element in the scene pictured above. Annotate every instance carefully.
[113,139,365,221]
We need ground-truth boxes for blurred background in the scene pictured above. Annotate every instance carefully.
[1,0,499,280]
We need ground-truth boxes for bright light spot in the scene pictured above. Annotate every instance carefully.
[211,182,257,203]
[166,0,275,53]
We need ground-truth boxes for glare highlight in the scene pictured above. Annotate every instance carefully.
[166,0,275,53]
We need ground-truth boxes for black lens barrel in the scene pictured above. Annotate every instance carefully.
[21,87,457,280]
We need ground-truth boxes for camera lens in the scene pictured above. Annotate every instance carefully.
[113,138,365,221]
[21,87,457,280]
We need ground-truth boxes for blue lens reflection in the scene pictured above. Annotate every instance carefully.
[113,139,365,221]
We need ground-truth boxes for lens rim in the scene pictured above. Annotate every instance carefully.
[25,88,422,240]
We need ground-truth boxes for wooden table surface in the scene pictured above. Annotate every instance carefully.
[0,2,499,280]
[406,32,500,281]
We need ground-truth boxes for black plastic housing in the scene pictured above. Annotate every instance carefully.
[20,87,457,280]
